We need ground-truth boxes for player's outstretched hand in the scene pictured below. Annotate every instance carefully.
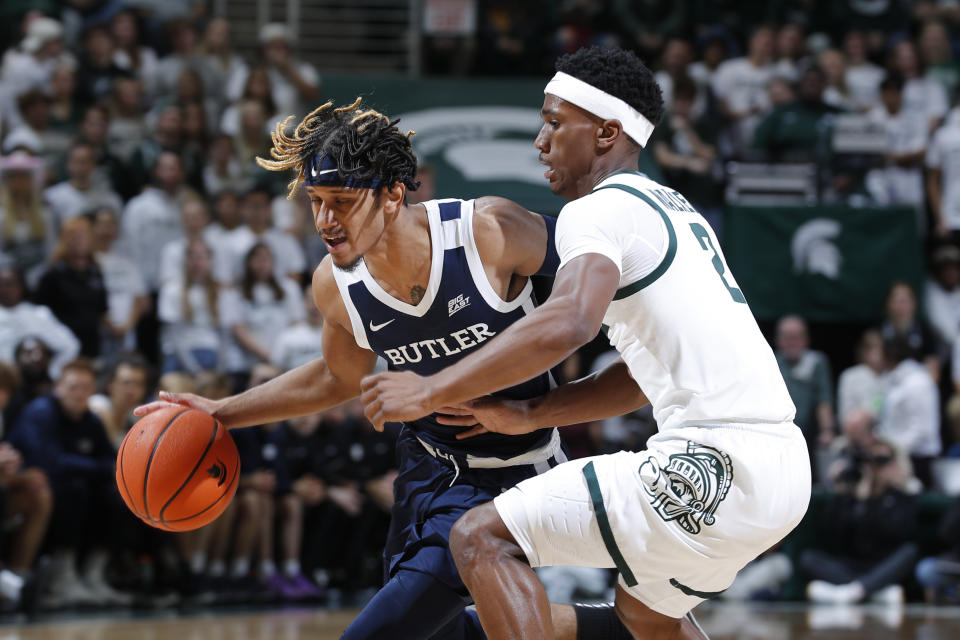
[360,371,434,430]
[133,391,223,420]
[436,397,538,440]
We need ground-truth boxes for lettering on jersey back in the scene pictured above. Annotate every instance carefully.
[383,322,496,366]
[650,189,697,213]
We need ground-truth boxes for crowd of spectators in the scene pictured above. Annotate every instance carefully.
[0,3,397,613]
[3,0,960,618]
[459,1,960,242]
[463,0,960,608]
[756,276,960,605]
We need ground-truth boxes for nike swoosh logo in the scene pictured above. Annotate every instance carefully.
[311,167,338,177]
[369,319,395,332]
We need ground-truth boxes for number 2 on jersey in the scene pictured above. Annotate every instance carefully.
[689,223,746,304]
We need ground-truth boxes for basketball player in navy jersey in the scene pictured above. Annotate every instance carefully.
[136,98,624,639]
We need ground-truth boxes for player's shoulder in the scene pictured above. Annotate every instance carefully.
[311,255,337,293]
[311,256,347,318]
[471,196,549,272]
[472,196,546,243]
[472,196,537,227]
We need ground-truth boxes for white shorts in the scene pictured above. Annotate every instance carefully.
[493,422,811,618]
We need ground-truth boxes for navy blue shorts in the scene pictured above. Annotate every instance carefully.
[383,427,567,592]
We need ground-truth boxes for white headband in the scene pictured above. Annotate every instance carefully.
[543,72,655,146]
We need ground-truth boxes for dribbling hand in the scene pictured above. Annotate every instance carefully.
[134,391,224,420]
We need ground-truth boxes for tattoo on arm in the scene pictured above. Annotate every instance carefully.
[410,285,426,304]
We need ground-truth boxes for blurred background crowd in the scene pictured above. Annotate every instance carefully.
[2,0,960,619]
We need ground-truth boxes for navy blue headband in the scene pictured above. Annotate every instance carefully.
[303,153,385,189]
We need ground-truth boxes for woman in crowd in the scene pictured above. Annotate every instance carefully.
[110,9,159,99]
[157,238,232,374]
[229,243,303,372]
[0,152,48,273]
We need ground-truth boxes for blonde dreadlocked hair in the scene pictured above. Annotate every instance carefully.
[256,97,420,199]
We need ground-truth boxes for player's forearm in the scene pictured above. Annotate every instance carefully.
[428,300,594,408]
[214,358,356,429]
[524,359,648,429]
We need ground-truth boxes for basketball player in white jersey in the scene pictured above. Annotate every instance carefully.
[360,46,812,639]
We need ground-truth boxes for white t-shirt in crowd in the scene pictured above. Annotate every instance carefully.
[122,187,186,291]
[225,62,319,117]
[877,358,941,457]
[710,57,775,150]
[113,47,161,99]
[654,70,707,119]
[158,228,230,287]
[200,53,248,105]
[107,116,150,162]
[903,76,949,125]
[44,181,123,228]
[864,105,928,208]
[845,63,885,111]
[96,249,147,328]
[773,58,802,83]
[157,278,236,366]
[231,279,305,368]
[0,49,74,98]
[836,363,885,423]
[218,225,306,284]
[926,278,960,346]
[0,301,80,378]
[926,114,960,230]
[271,323,323,371]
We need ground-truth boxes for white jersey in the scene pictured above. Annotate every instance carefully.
[556,171,796,431]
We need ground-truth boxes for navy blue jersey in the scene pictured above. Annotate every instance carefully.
[333,198,556,459]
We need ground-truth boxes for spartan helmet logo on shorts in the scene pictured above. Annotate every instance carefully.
[638,442,734,535]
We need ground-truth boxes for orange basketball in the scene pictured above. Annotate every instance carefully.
[116,406,240,532]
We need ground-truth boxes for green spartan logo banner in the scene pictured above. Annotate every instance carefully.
[724,205,923,323]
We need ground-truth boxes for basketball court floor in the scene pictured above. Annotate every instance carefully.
[2,602,960,639]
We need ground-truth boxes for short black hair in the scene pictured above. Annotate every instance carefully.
[17,90,49,113]
[257,97,419,199]
[882,333,914,365]
[673,75,697,102]
[803,65,826,82]
[105,350,152,383]
[555,46,664,135]
[880,73,905,93]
